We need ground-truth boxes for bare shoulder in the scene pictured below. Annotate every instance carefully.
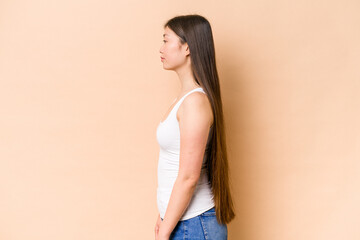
[177,92,213,127]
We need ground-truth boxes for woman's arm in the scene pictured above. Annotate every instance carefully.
[158,93,213,239]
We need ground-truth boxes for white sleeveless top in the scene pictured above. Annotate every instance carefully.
[156,87,215,221]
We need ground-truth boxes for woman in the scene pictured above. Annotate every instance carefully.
[155,14,235,240]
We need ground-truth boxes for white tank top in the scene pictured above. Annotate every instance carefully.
[156,87,215,221]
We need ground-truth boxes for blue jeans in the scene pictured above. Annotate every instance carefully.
[161,207,227,240]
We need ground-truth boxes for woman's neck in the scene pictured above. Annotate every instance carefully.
[176,67,200,93]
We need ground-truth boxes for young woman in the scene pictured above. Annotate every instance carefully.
[155,14,235,240]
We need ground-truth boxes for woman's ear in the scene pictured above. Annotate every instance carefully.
[184,43,190,56]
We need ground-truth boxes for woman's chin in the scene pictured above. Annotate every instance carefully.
[162,65,173,71]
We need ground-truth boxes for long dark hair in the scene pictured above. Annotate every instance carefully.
[164,14,235,224]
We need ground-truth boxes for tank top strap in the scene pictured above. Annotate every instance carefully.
[172,87,206,112]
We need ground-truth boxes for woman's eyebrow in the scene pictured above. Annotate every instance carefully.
[163,34,168,37]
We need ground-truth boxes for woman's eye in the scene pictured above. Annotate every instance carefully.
[163,40,167,43]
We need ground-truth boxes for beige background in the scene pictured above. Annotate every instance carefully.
[0,0,359,239]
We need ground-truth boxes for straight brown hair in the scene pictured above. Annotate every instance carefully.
[164,14,236,225]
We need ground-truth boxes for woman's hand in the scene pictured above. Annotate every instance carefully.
[157,224,170,240]
[154,214,161,239]
[155,215,170,240]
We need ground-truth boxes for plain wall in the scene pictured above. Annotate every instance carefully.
[0,0,359,239]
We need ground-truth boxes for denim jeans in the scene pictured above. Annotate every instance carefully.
[161,207,227,240]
